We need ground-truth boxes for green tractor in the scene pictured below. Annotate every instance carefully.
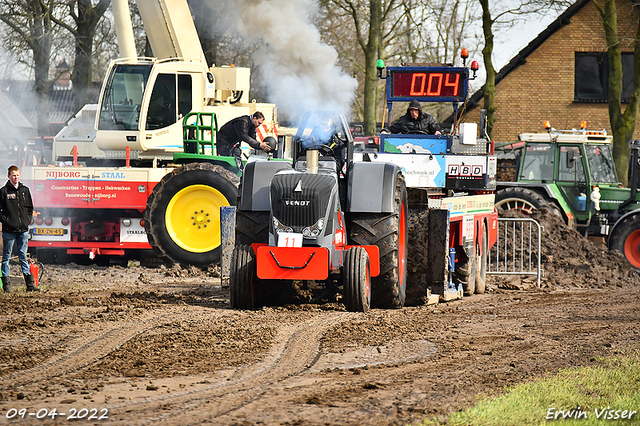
[144,112,280,267]
[495,122,640,269]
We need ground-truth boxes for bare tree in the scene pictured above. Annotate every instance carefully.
[0,0,56,135]
[478,0,570,138]
[52,0,110,111]
[592,0,640,184]
[320,0,479,131]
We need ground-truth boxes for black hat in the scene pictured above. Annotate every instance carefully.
[408,99,421,111]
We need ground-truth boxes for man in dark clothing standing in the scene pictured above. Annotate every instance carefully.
[381,99,442,135]
[0,165,36,292]
[216,112,272,168]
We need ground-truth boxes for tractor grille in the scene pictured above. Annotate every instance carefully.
[270,173,335,231]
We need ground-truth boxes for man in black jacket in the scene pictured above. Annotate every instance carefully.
[381,99,442,135]
[0,165,36,292]
[216,112,272,168]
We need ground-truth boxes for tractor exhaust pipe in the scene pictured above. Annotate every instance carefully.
[620,139,640,211]
[307,149,319,174]
[629,140,640,198]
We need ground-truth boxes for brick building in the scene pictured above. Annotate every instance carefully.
[465,0,640,143]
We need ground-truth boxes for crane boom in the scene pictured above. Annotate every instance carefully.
[136,0,207,63]
[112,0,137,59]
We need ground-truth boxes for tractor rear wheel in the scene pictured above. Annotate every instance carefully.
[144,163,239,267]
[236,211,270,245]
[474,224,488,294]
[229,245,257,309]
[342,247,371,312]
[609,212,640,270]
[235,181,270,245]
[348,174,407,309]
[495,187,562,218]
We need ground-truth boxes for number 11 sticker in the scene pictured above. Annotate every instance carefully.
[277,232,303,247]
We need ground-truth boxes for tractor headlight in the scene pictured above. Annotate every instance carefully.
[302,218,325,238]
[272,216,293,234]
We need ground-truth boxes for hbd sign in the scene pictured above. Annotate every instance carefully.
[446,161,487,190]
[447,164,484,176]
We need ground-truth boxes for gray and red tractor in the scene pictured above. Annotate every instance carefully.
[230,111,407,312]
[230,55,498,312]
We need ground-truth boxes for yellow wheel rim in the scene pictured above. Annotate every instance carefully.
[166,184,230,253]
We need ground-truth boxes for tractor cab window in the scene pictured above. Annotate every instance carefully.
[98,64,152,130]
[521,143,554,181]
[146,73,177,130]
[558,145,586,183]
[586,144,618,183]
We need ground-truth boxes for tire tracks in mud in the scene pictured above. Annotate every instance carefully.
[107,311,358,425]
[0,307,214,390]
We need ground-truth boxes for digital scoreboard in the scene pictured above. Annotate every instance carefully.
[387,67,468,103]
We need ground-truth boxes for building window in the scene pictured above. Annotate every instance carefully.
[574,52,634,103]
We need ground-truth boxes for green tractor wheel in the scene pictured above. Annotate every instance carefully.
[609,212,640,270]
[145,163,239,267]
[495,187,562,218]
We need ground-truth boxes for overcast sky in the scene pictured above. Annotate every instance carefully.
[493,1,569,71]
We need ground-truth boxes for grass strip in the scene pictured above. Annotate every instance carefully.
[421,348,640,425]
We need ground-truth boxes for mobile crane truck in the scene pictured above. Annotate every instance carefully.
[229,51,498,311]
[495,121,640,270]
[22,0,278,266]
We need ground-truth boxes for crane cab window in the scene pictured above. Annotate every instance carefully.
[178,74,193,118]
[521,143,554,181]
[146,74,177,130]
[558,145,586,182]
[98,64,151,130]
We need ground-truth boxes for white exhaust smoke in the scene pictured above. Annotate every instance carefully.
[233,0,358,122]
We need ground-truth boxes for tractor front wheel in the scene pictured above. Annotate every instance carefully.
[229,245,257,309]
[343,247,371,312]
[609,212,640,270]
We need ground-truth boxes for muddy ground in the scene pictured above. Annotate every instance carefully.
[1,211,639,425]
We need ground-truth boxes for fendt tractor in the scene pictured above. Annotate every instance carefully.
[229,51,498,312]
[495,122,640,269]
[22,0,278,266]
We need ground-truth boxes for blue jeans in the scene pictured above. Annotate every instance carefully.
[2,231,30,277]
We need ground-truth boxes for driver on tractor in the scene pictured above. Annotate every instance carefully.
[300,115,347,170]
[381,99,442,135]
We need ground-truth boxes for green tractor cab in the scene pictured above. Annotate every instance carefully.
[495,122,640,269]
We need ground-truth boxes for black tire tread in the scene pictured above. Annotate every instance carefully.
[236,211,270,245]
[229,245,256,309]
[609,212,640,270]
[495,187,562,218]
[343,247,370,312]
[235,180,270,245]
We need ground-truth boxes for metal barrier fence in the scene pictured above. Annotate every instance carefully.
[487,217,543,287]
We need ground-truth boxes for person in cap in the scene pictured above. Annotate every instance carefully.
[381,99,442,135]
